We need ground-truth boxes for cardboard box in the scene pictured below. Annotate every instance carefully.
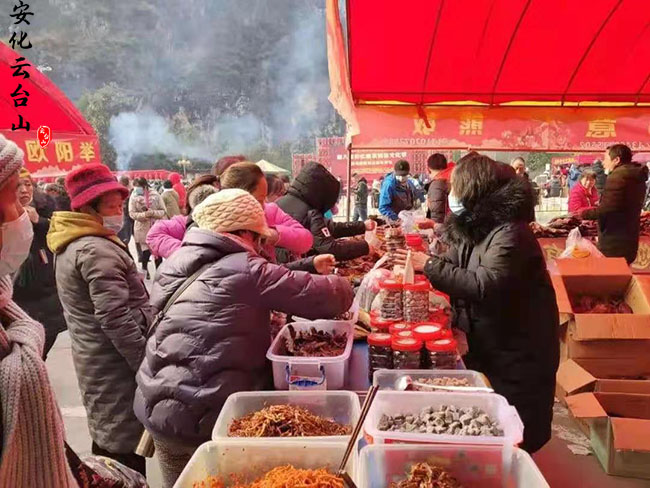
[552,260,650,369]
[568,392,650,479]
[557,358,650,404]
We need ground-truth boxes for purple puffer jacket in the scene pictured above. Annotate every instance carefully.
[133,228,353,444]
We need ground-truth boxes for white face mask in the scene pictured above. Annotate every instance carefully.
[396,175,408,183]
[0,211,34,276]
[103,215,124,234]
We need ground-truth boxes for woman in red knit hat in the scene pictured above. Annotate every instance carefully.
[47,163,153,476]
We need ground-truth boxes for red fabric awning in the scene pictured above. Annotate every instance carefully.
[1,42,101,177]
[347,0,650,106]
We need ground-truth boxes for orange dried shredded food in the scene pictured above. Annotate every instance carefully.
[193,466,343,488]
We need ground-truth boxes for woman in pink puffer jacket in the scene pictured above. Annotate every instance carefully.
[147,164,322,272]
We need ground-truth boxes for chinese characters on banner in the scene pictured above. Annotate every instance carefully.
[352,105,650,152]
[0,131,98,176]
[8,0,34,131]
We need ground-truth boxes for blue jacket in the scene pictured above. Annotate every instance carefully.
[568,166,581,190]
[379,173,422,220]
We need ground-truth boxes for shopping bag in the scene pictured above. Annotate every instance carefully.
[558,228,604,259]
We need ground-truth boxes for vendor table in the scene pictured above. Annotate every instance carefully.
[538,236,650,274]
[346,342,650,486]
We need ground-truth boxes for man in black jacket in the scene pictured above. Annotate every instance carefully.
[277,162,375,262]
[582,144,648,263]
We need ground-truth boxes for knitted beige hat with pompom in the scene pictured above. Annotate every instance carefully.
[193,188,272,238]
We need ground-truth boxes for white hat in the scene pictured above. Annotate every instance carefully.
[192,188,272,238]
[0,135,24,188]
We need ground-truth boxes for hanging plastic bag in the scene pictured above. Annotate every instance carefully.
[356,255,391,311]
[399,209,426,234]
[364,226,382,251]
[559,227,604,259]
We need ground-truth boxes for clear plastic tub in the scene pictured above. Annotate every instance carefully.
[373,369,490,391]
[358,444,549,488]
[266,320,354,390]
[364,391,523,446]
[174,439,356,488]
[212,391,361,442]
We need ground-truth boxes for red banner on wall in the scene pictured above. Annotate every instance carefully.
[0,130,100,178]
[352,105,650,153]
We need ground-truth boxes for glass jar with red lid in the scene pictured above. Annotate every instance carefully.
[426,338,458,370]
[405,233,425,252]
[403,281,430,323]
[389,322,411,336]
[370,315,395,333]
[412,323,451,342]
[379,279,403,321]
[395,330,416,341]
[392,337,424,369]
[367,333,393,381]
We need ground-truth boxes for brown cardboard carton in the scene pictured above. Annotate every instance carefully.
[569,392,650,478]
[552,260,650,368]
[557,359,650,404]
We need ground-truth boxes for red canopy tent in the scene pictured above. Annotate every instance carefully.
[328,0,650,153]
[0,43,101,178]
[327,0,650,216]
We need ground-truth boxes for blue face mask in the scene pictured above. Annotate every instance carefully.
[134,187,144,196]
[448,193,465,215]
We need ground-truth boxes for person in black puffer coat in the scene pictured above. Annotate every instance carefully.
[398,154,559,454]
[582,145,648,263]
[13,169,67,358]
[277,162,373,262]
[591,159,607,197]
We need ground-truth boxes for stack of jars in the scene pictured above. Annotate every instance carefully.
[403,281,430,323]
[379,280,403,321]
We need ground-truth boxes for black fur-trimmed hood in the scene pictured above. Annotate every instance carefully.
[445,177,533,246]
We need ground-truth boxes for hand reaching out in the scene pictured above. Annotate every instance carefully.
[394,249,430,272]
[314,254,336,275]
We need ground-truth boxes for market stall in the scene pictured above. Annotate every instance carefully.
[0,44,101,178]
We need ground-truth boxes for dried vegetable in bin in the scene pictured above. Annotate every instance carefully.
[228,404,351,437]
[378,405,504,437]
[572,295,633,314]
[193,466,344,488]
[280,324,348,357]
[411,377,471,391]
[390,462,465,488]
[380,280,404,320]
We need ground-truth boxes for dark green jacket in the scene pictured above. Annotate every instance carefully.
[582,162,648,264]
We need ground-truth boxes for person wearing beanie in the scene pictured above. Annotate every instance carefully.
[134,188,354,487]
[129,177,166,278]
[47,163,152,476]
[379,159,422,221]
[13,167,67,359]
[277,161,375,262]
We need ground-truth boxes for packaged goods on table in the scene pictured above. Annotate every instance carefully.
[391,462,464,488]
[403,281,430,323]
[426,338,458,370]
[378,405,504,437]
[228,405,351,438]
[280,324,348,357]
[193,466,343,488]
[572,295,633,314]
[380,280,404,321]
[392,337,423,370]
[385,227,406,257]
[367,333,393,382]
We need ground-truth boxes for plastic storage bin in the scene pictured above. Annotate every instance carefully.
[212,390,361,442]
[358,444,549,488]
[174,439,356,488]
[373,369,490,391]
[267,320,354,390]
[364,391,523,446]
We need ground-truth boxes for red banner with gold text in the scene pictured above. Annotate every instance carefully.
[352,106,650,152]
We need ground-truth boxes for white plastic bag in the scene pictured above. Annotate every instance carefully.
[559,228,604,259]
[398,209,426,234]
[356,255,391,311]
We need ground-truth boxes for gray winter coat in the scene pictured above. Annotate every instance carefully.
[134,229,354,445]
[54,236,153,453]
